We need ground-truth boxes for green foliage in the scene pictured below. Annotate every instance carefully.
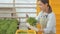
[0,18,18,34]
[27,17,37,26]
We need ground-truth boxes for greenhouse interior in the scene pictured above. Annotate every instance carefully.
[0,0,60,34]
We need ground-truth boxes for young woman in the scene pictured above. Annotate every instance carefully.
[36,0,56,34]
[26,0,56,34]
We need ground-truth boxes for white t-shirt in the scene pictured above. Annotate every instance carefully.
[36,11,56,33]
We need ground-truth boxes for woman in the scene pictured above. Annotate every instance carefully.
[35,0,56,34]
[26,0,56,34]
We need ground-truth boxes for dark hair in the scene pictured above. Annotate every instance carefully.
[38,0,52,13]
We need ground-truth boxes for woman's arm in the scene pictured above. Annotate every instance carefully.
[26,23,39,31]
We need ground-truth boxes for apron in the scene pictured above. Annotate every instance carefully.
[40,13,55,34]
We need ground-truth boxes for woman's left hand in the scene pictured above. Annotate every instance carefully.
[38,29,44,33]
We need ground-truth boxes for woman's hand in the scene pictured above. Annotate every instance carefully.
[38,29,44,33]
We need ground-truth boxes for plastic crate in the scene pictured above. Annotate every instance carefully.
[16,30,36,34]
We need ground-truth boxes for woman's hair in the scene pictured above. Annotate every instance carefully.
[38,0,52,13]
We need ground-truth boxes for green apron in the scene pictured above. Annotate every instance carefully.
[40,14,55,34]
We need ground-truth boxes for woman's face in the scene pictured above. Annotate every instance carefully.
[37,1,47,11]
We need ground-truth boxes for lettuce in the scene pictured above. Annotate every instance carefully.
[27,17,37,26]
[0,18,18,34]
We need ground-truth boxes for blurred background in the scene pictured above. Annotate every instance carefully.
[0,0,60,34]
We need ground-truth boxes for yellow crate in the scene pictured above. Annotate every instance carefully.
[16,30,36,34]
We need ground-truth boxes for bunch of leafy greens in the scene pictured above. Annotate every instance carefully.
[0,18,18,34]
[27,17,37,26]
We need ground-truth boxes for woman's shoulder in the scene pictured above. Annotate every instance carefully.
[48,12,55,16]
[38,11,43,15]
[48,12,56,19]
